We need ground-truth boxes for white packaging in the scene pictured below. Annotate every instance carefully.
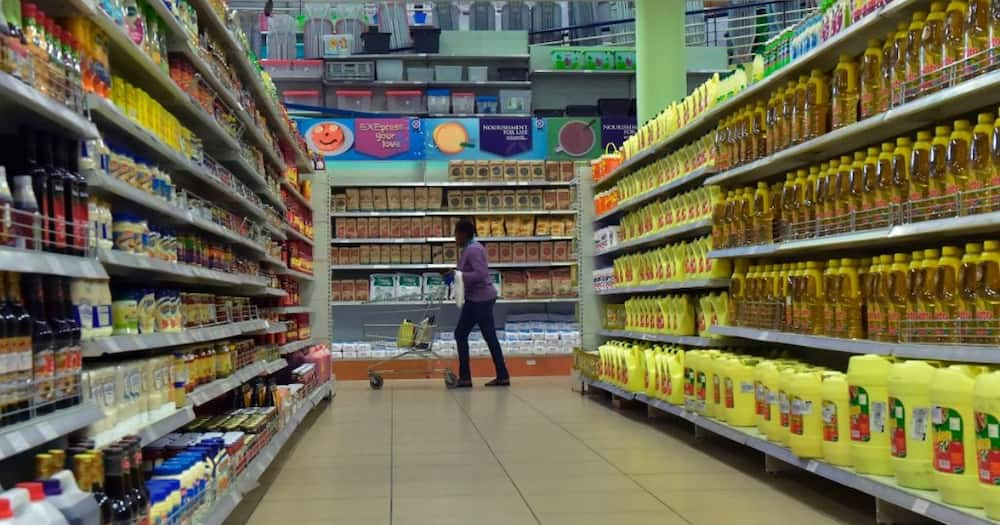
[422,272,448,301]
[397,273,423,300]
[489,271,502,297]
[370,274,397,302]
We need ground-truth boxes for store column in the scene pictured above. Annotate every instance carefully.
[635,0,686,122]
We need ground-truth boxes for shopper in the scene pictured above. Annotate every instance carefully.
[445,219,510,388]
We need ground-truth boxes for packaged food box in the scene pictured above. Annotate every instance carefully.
[526,243,539,262]
[506,271,527,298]
[355,280,370,301]
[335,220,346,239]
[560,161,574,181]
[448,161,463,180]
[486,243,499,261]
[556,189,572,210]
[386,188,401,209]
[372,188,388,210]
[490,216,505,237]
[380,245,391,263]
[432,245,443,263]
[515,191,530,209]
[543,190,558,210]
[552,269,574,296]
[461,161,476,180]
[390,245,402,263]
[504,163,518,181]
[399,219,411,238]
[400,188,414,210]
[490,161,504,180]
[447,190,462,210]
[332,194,347,211]
[476,161,490,180]
[517,161,531,180]
[345,188,360,210]
[443,245,457,262]
[422,244,431,262]
[342,281,356,301]
[488,190,503,210]
[475,190,489,210]
[584,49,614,70]
[529,189,544,210]
[540,241,554,261]
[545,161,560,182]
[399,245,410,264]
[410,218,422,238]
[359,188,374,210]
[551,48,581,70]
[330,281,342,301]
[513,242,527,262]
[461,191,476,210]
[499,243,513,262]
[343,218,357,238]
[527,270,553,297]
[389,219,401,238]
[356,218,368,238]
[414,187,428,209]
[554,241,570,260]
[502,190,516,209]
[536,217,550,236]
[359,245,370,264]
[428,187,443,209]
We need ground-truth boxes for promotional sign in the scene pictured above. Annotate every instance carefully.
[296,117,425,160]
[546,117,602,161]
[424,117,548,160]
[601,116,638,148]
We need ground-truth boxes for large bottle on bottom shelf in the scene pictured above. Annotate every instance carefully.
[887,360,937,489]
[974,370,1000,518]
[931,364,985,507]
[847,354,894,475]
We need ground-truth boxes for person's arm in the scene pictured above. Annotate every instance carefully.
[461,245,489,286]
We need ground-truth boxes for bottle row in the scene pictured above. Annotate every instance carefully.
[592,133,712,197]
[728,242,1000,345]
[597,186,717,249]
[713,111,1000,249]
[333,214,575,240]
[600,292,730,338]
[603,237,731,289]
[598,347,1000,517]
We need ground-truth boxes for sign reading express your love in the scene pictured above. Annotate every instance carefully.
[355,118,411,159]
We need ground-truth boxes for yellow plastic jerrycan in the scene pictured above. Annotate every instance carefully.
[704,351,725,419]
[612,342,627,386]
[974,370,1000,519]
[711,354,734,422]
[724,356,760,427]
[652,347,670,401]
[756,359,783,440]
[931,364,986,507]
[888,360,938,489]
[848,354,894,475]
[822,371,853,466]
[597,343,610,382]
[623,343,647,393]
[788,368,826,458]
[775,363,805,446]
[643,346,659,398]
[662,348,686,406]
[685,350,704,412]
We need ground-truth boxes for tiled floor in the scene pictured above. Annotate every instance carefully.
[242,377,882,525]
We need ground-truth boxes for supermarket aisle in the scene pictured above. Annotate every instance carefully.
[245,377,876,525]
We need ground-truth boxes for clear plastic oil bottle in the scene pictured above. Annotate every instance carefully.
[792,75,809,146]
[892,21,911,106]
[968,112,994,214]
[752,101,767,162]
[930,125,954,218]
[782,80,798,150]
[815,162,831,232]
[920,248,943,342]
[805,69,830,141]
[835,154,854,220]
[958,242,982,343]
[862,146,881,212]
[766,92,780,157]
[839,258,864,339]
[964,0,990,75]
[979,240,1000,344]
[804,166,819,234]
[831,54,860,130]
[891,136,913,206]
[860,38,884,119]
[947,120,972,217]
[887,253,911,342]
[867,256,887,339]
[753,182,772,245]
[876,142,896,211]
[944,0,970,85]
[910,130,934,209]
[824,259,842,337]
[921,2,948,93]
[849,150,868,215]
[859,258,873,337]
[906,250,927,342]
[935,245,963,343]
[880,31,895,113]
[992,109,1000,211]
[805,261,826,335]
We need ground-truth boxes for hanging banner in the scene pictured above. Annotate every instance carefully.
[296,117,425,161]
[546,117,602,160]
[600,116,637,149]
[424,117,547,160]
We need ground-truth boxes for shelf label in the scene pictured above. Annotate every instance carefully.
[37,422,58,441]
[805,460,819,472]
[6,431,30,452]
[910,499,930,515]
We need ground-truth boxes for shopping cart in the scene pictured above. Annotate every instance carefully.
[363,296,458,389]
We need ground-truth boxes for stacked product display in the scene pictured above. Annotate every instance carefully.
[0,0,322,520]
[577,0,1000,523]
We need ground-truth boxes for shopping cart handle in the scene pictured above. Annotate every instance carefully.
[444,273,455,286]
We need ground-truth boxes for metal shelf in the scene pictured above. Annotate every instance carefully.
[257,322,288,335]
[331,235,574,244]
[260,287,288,297]
[596,279,730,295]
[283,268,315,281]
[98,249,271,290]
[710,209,1000,260]
[278,338,316,355]
[82,318,272,357]
[594,166,717,223]
[186,358,289,406]
[596,329,726,348]
[596,219,712,257]
[262,305,313,314]
[331,180,575,188]
[283,224,314,246]
[264,222,287,240]
[532,69,635,77]
[0,71,98,139]
[0,404,104,462]
[592,0,920,191]
[331,297,578,306]
[200,380,332,525]
[138,407,197,446]
[260,253,288,269]
[709,325,1000,364]
[331,209,577,217]
[705,69,1000,189]
[282,179,314,212]
[581,375,1000,525]
[330,261,577,270]
[0,248,107,279]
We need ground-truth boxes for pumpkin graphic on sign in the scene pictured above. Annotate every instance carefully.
[306,121,354,156]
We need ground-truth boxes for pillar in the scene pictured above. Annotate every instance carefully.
[635,0,686,123]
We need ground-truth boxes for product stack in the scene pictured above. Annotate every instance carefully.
[0,0,322,519]
[577,0,1000,523]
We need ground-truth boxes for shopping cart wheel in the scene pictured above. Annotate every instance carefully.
[444,370,458,388]
[369,373,384,390]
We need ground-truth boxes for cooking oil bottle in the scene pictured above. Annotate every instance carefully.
[876,255,895,339]
[822,371,853,466]
[861,146,881,212]
[860,39,884,119]
[792,75,809,145]
[880,31,895,113]
[803,261,825,335]
[804,166,819,232]
[908,11,930,90]
[943,0,969,85]
[782,80,797,150]
[663,348,686,405]
[756,359,782,439]
[753,182,772,245]
[876,142,896,210]
[849,150,867,214]
[959,243,982,343]
[965,0,990,74]
[859,258,873,337]
[835,155,854,219]
[992,110,1000,211]
[922,2,948,93]
[920,248,943,342]
[730,259,749,324]
[777,362,803,445]
[979,240,1000,344]
[789,368,826,458]
[887,253,911,342]
[891,136,913,206]
[725,356,760,427]
[831,54,859,130]
[968,113,994,214]
[892,21,911,105]
[935,245,963,344]
[930,125,953,218]
[932,364,986,507]
[848,354,894,475]
[864,257,882,338]
[906,250,927,342]
[840,258,864,339]
[824,259,842,337]
[805,69,830,140]
[815,162,830,230]
[947,120,973,217]
[888,359,938,489]
[910,130,934,206]
[974,370,1000,518]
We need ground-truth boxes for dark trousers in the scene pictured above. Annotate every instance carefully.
[454,299,509,381]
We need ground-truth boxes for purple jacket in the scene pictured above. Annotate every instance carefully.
[457,240,497,302]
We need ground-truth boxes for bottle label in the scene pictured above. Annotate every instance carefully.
[765,389,778,422]
[823,400,839,442]
[850,385,886,441]
[696,371,707,404]
[779,390,791,428]
[684,367,694,396]
[790,396,811,435]
[724,377,735,408]
[975,410,1000,484]
[755,381,766,416]
[890,396,907,457]
[932,405,965,474]
[712,374,721,406]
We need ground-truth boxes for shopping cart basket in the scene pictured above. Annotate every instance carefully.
[363,296,458,389]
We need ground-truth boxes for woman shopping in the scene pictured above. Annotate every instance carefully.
[446,219,510,388]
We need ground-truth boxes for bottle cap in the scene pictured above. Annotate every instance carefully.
[912,250,924,259]
[882,142,894,152]
[0,498,11,519]
[930,1,945,11]
[942,246,960,256]
[916,130,933,140]
[41,479,61,497]
[854,151,866,160]
[894,253,909,263]
[867,146,880,155]
[953,119,971,130]
[979,113,994,125]
[911,10,927,21]
[896,136,912,147]
[15,482,44,502]
[924,248,940,258]
[935,125,952,135]
[966,243,982,253]
[986,240,1000,251]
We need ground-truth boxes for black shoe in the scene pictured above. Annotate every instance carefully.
[484,378,510,387]
[451,380,473,389]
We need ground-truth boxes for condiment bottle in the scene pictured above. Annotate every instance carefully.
[892,21,910,106]
[920,2,947,93]
[890,136,913,206]
[910,130,934,207]
[907,11,928,92]
[964,0,990,75]
[935,245,963,343]
[831,54,859,130]
[860,39,883,119]
[958,242,982,343]
[880,31,895,113]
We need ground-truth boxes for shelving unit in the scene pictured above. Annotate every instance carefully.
[187,358,289,406]
[595,219,712,256]
[596,330,727,348]
[596,278,730,295]
[81,318,273,357]
[0,404,104,461]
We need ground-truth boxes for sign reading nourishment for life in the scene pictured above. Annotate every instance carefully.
[478,117,533,157]
[600,116,638,148]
